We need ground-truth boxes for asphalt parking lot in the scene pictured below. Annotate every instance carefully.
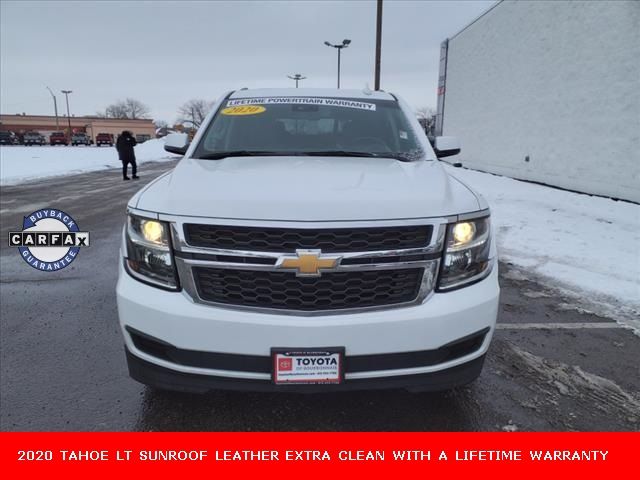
[1,162,639,432]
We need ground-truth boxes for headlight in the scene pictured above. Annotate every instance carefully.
[438,215,492,291]
[124,215,179,290]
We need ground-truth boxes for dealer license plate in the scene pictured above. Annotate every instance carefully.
[271,348,344,385]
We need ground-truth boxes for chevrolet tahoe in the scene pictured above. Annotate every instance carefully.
[117,88,499,393]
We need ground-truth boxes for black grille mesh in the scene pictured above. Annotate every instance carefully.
[193,267,424,311]
[184,224,431,253]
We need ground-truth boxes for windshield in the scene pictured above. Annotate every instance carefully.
[192,97,424,161]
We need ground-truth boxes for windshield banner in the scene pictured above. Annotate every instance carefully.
[227,97,377,111]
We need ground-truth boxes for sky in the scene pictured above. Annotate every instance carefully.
[0,0,495,124]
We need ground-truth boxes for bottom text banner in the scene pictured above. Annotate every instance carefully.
[0,432,636,477]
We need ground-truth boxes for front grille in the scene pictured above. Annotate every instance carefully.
[184,224,432,253]
[193,267,424,311]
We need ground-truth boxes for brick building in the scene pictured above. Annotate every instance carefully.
[0,114,156,143]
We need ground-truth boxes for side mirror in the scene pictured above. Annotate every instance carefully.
[164,133,189,155]
[434,136,461,158]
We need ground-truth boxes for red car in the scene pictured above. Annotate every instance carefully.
[49,131,68,146]
[95,133,114,147]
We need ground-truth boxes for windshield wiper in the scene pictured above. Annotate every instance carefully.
[302,151,413,162]
[197,151,286,160]
[197,150,414,162]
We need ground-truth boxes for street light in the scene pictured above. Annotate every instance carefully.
[374,0,383,90]
[324,39,351,88]
[61,90,72,136]
[287,73,307,88]
[46,87,60,131]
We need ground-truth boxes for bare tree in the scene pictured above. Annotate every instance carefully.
[104,101,129,119]
[415,106,436,134]
[154,120,168,129]
[98,98,150,119]
[415,106,436,122]
[123,98,150,119]
[177,99,215,128]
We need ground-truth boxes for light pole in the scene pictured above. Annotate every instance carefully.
[287,74,307,88]
[374,0,383,90]
[46,86,59,131]
[324,39,351,88]
[61,90,72,136]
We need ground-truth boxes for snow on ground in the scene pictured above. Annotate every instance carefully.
[0,139,178,185]
[446,165,640,332]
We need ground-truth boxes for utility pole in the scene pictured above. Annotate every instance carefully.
[61,90,72,136]
[337,49,341,89]
[46,86,59,130]
[324,39,351,89]
[374,0,383,90]
[287,74,307,88]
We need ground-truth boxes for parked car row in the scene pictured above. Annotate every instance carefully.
[0,131,122,146]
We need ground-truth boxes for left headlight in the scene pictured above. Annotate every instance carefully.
[124,215,179,290]
[438,215,493,291]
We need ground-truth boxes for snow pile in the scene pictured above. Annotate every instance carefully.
[446,165,640,329]
[0,139,179,185]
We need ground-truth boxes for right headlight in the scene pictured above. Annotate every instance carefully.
[438,215,493,291]
[124,215,179,290]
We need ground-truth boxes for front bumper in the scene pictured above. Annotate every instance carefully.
[117,261,499,392]
[126,347,487,393]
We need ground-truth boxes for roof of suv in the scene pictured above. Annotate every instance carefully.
[228,88,395,101]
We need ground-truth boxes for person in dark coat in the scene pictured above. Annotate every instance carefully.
[116,130,138,180]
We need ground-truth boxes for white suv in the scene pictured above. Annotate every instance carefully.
[116,88,499,393]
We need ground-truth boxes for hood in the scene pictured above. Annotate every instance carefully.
[133,156,480,221]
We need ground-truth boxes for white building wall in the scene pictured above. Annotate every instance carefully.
[442,0,640,202]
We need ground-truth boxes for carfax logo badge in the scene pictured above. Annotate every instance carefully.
[8,208,89,271]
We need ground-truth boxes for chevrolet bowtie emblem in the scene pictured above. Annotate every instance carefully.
[277,250,341,277]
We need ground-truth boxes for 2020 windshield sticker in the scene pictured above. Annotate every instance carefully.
[221,105,266,116]
[227,97,377,111]
[8,208,90,271]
